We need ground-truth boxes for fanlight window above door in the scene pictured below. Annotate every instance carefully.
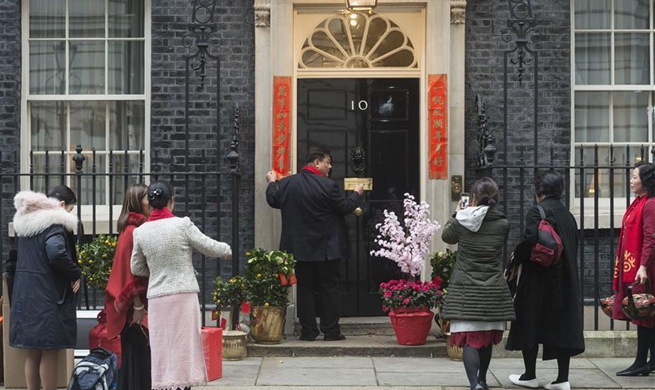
[299,12,417,69]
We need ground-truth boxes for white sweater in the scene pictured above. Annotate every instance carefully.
[131,216,231,298]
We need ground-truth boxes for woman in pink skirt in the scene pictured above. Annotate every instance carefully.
[131,181,231,390]
[441,177,515,390]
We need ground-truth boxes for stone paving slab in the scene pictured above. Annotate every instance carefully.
[492,367,622,389]
[201,357,654,389]
[260,356,374,369]
[257,367,378,386]
[377,371,471,387]
[373,356,463,372]
[587,358,655,389]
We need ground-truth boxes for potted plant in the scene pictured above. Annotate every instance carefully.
[429,248,457,295]
[429,249,462,360]
[77,235,121,361]
[77,234,118,290]
[370,193,441,345]
[242,248,296,344]
[212,275,248,360]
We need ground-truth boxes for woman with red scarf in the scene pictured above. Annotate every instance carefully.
[105,183,151,389]
[612,162,655,376]
[131,181,231,390]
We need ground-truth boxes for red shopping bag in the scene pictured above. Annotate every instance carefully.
[88,310,122,368]
[202,327,223,381]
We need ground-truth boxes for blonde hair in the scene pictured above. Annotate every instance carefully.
[117,184,149,233]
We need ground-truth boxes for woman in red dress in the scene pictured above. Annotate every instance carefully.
[105,184,152,389]
[612,162,655,376]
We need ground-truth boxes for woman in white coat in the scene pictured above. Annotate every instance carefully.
[131,181,231,390]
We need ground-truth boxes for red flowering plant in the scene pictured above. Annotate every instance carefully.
[379,279,442,312]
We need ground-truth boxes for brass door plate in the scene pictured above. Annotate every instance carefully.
[345,177,373,190]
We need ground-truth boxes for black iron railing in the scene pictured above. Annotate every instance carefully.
[479,144,655,331]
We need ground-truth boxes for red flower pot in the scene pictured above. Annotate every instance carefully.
[389,307,434,345]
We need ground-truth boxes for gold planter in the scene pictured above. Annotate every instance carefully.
[445,335,464,361]
[250,305,286,344]
[438,307,463,361]
[222,330,248,360]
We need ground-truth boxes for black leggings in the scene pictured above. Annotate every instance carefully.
[520,345,570,384]
[462,345,493,390]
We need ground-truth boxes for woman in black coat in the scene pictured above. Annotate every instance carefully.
[10,186,81,390]
[506,171,585,390]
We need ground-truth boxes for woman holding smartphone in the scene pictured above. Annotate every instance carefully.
[442,178,515,390]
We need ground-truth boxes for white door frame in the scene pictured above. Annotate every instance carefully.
[254,0,466,279]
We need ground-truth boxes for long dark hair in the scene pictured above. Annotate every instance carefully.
[117,184,148,232]
[471,177,498,207]
[148,181,174,209]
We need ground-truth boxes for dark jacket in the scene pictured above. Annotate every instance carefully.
[505,196,585,359]
[9,191,81,350]
[266,169,361,262]
[441,206,515,322]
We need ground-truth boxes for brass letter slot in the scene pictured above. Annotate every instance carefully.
[344,177,373,191]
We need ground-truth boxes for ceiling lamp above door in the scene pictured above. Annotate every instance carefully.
[346,0,377,13]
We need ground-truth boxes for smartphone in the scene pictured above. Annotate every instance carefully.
[459,192,470,209]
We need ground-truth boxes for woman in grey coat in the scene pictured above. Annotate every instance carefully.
[442,177,515,390]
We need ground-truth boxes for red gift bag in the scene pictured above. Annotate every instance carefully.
[88,310,122,368]
[201,327,223,381]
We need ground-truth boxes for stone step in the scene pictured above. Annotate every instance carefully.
[247,334,449,358]
[294,316,442,336]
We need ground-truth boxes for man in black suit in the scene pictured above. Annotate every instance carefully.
[266,147,363,341]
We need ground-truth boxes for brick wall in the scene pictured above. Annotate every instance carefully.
[463,1,613,301]
[0,0,21,271]
[150,0,255,303]
[464,0,572,179]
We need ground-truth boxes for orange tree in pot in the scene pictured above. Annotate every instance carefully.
[371,193,441,345]
[242,249,296,344]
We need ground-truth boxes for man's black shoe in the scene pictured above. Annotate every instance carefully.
[298,335,317,341]
[324,334,346,341]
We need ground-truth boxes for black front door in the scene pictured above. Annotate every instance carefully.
[297,78,420,316]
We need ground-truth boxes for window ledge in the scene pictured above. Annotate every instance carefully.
[570,208,625,230]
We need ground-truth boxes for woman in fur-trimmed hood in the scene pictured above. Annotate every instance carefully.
[10,186,81,390]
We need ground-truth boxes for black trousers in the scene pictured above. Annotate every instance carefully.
[118,323,151,390]
[296,259,341,338]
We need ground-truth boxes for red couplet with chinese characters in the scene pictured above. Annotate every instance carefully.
[428,74,448,180]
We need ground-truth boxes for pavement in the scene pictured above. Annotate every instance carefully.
[202,356,654,390]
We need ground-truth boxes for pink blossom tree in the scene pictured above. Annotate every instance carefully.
[370,193,441,277]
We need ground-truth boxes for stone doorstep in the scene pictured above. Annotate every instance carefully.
[247,331,638,358]
[294,316,441,337]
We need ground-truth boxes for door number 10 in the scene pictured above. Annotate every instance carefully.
[351,100,368,111]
